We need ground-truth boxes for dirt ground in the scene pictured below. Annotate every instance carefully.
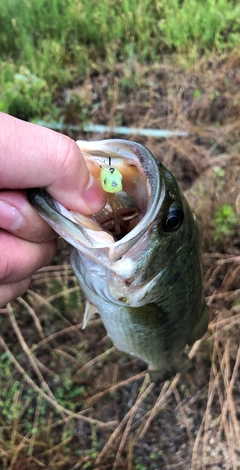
[0,53,239,469]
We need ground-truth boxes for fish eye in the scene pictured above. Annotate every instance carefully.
[160,207,184,234]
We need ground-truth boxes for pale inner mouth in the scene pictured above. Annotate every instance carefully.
[87,158,149,242]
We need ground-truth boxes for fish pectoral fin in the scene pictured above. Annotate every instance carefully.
[83,300,99,329]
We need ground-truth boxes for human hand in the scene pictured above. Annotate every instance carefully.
[0,112,106,307]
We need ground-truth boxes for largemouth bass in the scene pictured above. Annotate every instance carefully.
[29,139,208,382]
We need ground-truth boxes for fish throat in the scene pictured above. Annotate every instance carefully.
[94,192,141,240]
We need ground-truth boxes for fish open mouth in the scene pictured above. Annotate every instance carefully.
[29,140,162,261]
[77,140,153,242]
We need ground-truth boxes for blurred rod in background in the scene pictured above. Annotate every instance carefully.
[36,121,188,138]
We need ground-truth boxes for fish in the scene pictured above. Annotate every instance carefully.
[28,139,208,382]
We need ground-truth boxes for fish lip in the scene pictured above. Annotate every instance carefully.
[29,140,165,264]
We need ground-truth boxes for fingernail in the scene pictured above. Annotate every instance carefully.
[84,175,106,213]
[0,200,23,231]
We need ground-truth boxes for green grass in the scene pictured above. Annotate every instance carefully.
[213,204,238,242]
[0,0,240,119]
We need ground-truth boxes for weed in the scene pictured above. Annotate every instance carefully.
[213,204,238,241]
[194,89,202,100]
[158,0,240,52]
[0,66,53,119]
[134,461,148,470]
[213,166,225,180]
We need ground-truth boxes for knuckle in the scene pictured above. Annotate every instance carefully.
[56,135,78,177]
[0,238,56,284]
[34,240,57,271]
[0,278,31,307]
[0,254,13,283]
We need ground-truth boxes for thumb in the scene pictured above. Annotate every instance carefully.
[0,113,106,214]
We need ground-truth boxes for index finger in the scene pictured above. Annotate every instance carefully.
[0,113,106,214]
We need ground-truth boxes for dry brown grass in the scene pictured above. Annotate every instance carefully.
[0,52,239,469]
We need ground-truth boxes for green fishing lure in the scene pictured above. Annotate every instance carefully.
[98,158,123,193]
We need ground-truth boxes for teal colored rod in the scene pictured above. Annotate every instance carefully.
[36,121,188,138]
